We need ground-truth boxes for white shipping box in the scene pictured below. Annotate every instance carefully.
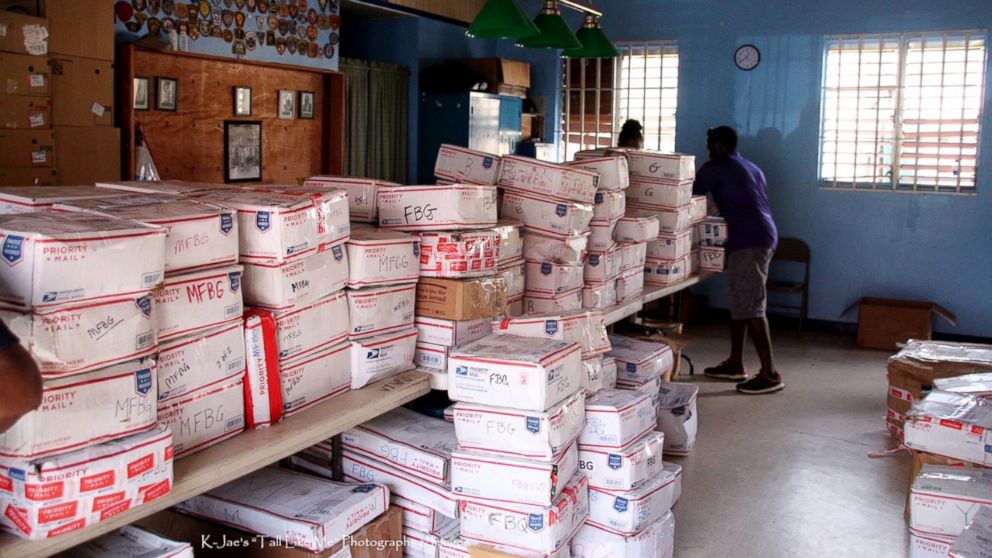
[583,280,618,310]
[157,323,245,403]
[649,230,692,261]
[492,220,524,263]
[700,247,725,272]
[281,342,351,416]
[343,407,456,486]
[911,465,992,537]
[0,359,158,459]
[154,265,244,341]
[524,288,584,315]
[451,441,578,507]
[904,391,992,466]
[393,494,445,533]
[493,310,610,357]
[566,157,630,191]
[342,450,457,518]
[95,180,230,197]
[644,257,687,287]
[378,185,497,231]
[0,212,165,310]
[626,151,695,181]
[625,178,693,210]
[613,216,659,243]
[580,390,657,450]
[447,334,583,411]
[579,431,664,491]
[235,186,351,253]
[500,258,527,298]
[304,176,399,223]
[591,190,626,224]
[698,216,728,247]
[657,382,698,455]
[414,316,492,347]
[415,341,450,372]
[608,335,675,383]
[911,530,957,558]
[690,195,708,223]
[435,144,502,186]
[949,505,992,558]
[440,537,572,558]
[602,357,618,390]
[0,186,125,214]
[61,525,193,558]
[420,230,498,279]
[499,155,598,204]
[588,221,617,252]
[272,290,349,361]
[501,191,594,240]
[346,225,420,288]
[571,511,675,558]
[585,246,622,284]
[351,329,417,389]
[523,232,589,266]
[583,356,606,395]
[525,260,585,296]
[2,293,157,378]
[619,243,647,273]
[347,283,416,340]
[627,205,691,235]
[156,377,245,458]
[453,390,585,460]
[508,295,524,317]
[587,463,681,536]
[242,313,283,429]
[615,269,644,304]
[242,241,348,311]
[175,466,389,552]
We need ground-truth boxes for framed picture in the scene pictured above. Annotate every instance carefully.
[133,77,150,111]
[156,77,178,111]
[298,91,315,119]
[233,86,252,117]
[277,89,295,120]
[224,121,263,183]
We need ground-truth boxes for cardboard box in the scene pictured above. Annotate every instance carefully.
[404,524,459,558]
[524,288,584,314]
[61,525,192,558]
[154,265,244,342]
[157,323,245,404]
[415,316,492,347]
[50,56,112,126]
[0,166,56,186]
[524,260,584,297]
[0,211,165,309]
[96,180,230,197]
[697,216,727,246]
[492,309,610,358]
[175,466,389,553]
[303,176,399,223]
[910,464,992,537]
[242,241,348,311]
[648,230,692,261]
[393,494,445,534]
[689,195,708,223]
[591,189,626,224]
[523,231,589,265]
[251,291,349,363]
[849,297,957,350]
[645,256,686,287]
[0,53,48,96]
[350,329,417,389]
[579,431,664,492]
[616,376,661,413]
[1,292,156,378]
[571,510,675,558]
[588,221,616,252]
[342,449,458,518]
[616,268,645,304]
[699,247,725,272]
[0,10,47,55]
[587,463,681,536]
[342,407,456,486]
[156,377,245,458]
[498,156,598,204]
[613,215,659,243]
[0,93,49,128]
[280,342,351,417]
[501,190,594,240]
[415,341,449,372]
[889,341,992,403]
[346,225,419,288]
[625,151,695,181]
[348,283,416,340]
[625,178,692,210]
[52,125,119,185]
[491,220,523,263]
[0,359,157,459]
[584,279,618,309]
[435,144,502,186]
[443,539,571,558]
[419,230,498,279]
[500,263,526,308]
[451,441,578,507]
[566,157,629,191]
[585,246,622,284]
[579,390,657,451]
[416,277,506,321]
[453,390,585,460]
[607,335,674,384]
[627,205,691,234]
[904,391,992,465]
[583,355,606,395]
[949,505,992,557]
[459,58,530,97]
[601,357,618,390]
[657,382,698,455]
[378,185,497,231]
[447,334,583,411]
[242,313,283,429]
[243,186,351,249]
[619,242,647,272]
[910,529,956,558]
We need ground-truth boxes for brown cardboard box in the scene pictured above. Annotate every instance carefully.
[0,52,49,95]
[459,58,530,98]
[50,55,113,126]
[416,277,507,321]
[848,297,955,350]
[0,10,48,56]
[0,128,54,167]
[0,93,49,128]
[0,166,55,185]
[45,0,115,61]
[138,506,403,557]
[53,126,119,185]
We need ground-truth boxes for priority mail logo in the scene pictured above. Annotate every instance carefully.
[332,244,344,261]
[595,192,604,204]
[228,271,242,293]
[528,513,544,531]
[135,368,153,396]
[544,320,558,336]
[220,213,234,235]
[135,296,153,317]
[589,254,600,266]
[351,484,377,494]
[526,416,541,434]
[483,156,494,169]
[608,454,623,470]
[413,241,420,257]
[256,211,271,232]
[555,204,568,217]
[614,496,629,513]
[541,263,552,276]
[42,292,58,303]
[2,235,24,266]
[366,349,381,360]
[626,362,637,373]
[455,366,469,376]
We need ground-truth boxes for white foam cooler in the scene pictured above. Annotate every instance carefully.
[607,335,675,383]
[347,283,416,340]
[345,225,420,288]
[156,376,245,458]
[450,441,579,507]
[378,184,497,231]
[414,316,492,347]
[419,230,499,278]
[571,511,675,558]
[342,449,457,518]
[525,260,585,296]
[342,407,456,486]
[523,232,589,265]
[501,191,594,240]
[499,156,598,204]
[241,241,348,311]
[587,463,682,536]
[434,144,502,185]
[566,157,630,191]
[157,322,246,403]
[280,342,351,417]
[492,310,610,358]
[580,390,657,450]
[911,464,992,537]
[350,328,417,389]
[154,265,244,341]
[579,431,664,491]
[657,382,699,455]
[303,176,398,223]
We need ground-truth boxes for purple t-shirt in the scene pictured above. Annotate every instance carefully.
[692,153,778,252]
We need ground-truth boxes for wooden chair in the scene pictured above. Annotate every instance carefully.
[767,237,810,332]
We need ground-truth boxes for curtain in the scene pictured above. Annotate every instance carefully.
[341,58,370,178]
[341,58,409,183]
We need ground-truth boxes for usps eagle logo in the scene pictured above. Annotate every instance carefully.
[528,513,544,531]
[2,236,24,266]
[135,296,153,317]
[135,369,153,396]
[256,211,271,232]
[229,271,242,293]
[555,204,568,217]
[614,496,629,513]
[482,156,494,169]
[219,213,234,235]
[526,416,541,434]
[608,454,623,470]
[545,320,558,336]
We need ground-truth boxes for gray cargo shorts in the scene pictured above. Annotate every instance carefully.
[727,247,774,320]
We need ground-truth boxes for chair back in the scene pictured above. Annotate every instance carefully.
[774,237,810,264]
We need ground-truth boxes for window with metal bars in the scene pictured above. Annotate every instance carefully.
[819,31,987,193]
[560,41,679,161]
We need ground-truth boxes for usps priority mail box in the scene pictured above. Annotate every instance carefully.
[580,390,657,451]
[499,156,598,204]
[587,463,681,536]
[613,215,659,244]
[280,342,351,418]
[657,382,699,455]
[0,186,128,214]
[626,151,695,182]
[524,288,584,315]
[414,316,492,348]
[585,246,622,284]
[419,230,498,279]
[499,258,526,299]
[241,240,348,311]
[904,391,992,466]
[157,322,245,403]
[911,529,956,558]
[588,221,617,252]
[501,190,594,240]
[378,185,497,231]
[246,186,351,248]
[156,376,245,458]
[583,280,618,310]
[579,431,664,491]
[627,205,692,235]
[583,355,605,395]
[267,290,350,363]
[493,309,610,358]
[649,230,692,261]
[342,449,457,518]
[491,220,524,263]
[607,335,674,384]
[154,265,244,341]
[304,176,399,223]
[392,494,446,533]
[619,242,647,272]
[524,260,584,297]
[625,178,693,211]
[347,283,416,340]
[591,190,626,225]
[571,510,675,558]
[566,157,630,192]
[451,440,578,507]
[350,329,417,389]
[64,525,193,558]
[435,144,502,186]
[523,232,589,266]
[911,464,992,537]
[346,225,420,288]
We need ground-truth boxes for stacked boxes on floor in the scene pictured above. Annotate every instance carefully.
[696,215,728,273]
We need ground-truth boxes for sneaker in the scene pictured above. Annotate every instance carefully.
[703,362,748,381]
[736,373,784,395]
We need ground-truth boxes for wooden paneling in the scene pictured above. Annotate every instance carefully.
[387,0,485,23]
[120,45,344,184]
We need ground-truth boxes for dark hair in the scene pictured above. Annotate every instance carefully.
[707,126,739,152]
[618,119,643,147]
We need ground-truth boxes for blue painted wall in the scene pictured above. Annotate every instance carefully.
[597,0,992,337]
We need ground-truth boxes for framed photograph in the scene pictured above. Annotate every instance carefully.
[233,86,252,117]
[277,89,295,120]
[156,77,178,111]
[133,77,150,111]
[224,121,263,183]
[298,91,315,119]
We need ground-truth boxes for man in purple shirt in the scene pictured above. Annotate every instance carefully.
[692,126,783,394]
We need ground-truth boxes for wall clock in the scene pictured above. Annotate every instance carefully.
[735,44,761,71]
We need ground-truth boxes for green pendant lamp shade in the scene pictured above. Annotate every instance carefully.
[564,14,620,58]
[515,1,582,50]
[467,0,540,40]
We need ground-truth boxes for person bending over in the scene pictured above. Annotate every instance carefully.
[0,320,42,432]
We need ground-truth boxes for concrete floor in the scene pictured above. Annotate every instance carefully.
[668,321,910,557]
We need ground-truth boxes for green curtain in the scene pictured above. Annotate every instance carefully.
[341,58,409,183]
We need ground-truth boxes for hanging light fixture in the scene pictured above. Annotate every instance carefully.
[466,0,541,40]
[564,13,619,58]
[515,0,582,50]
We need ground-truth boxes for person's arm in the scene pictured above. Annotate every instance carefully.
[692,163,714,196]
[0,322,41,433]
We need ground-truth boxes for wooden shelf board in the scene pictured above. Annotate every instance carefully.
[604,273,717,326]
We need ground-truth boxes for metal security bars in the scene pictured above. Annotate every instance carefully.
[820,31,987,193]
[560,41,679,161]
